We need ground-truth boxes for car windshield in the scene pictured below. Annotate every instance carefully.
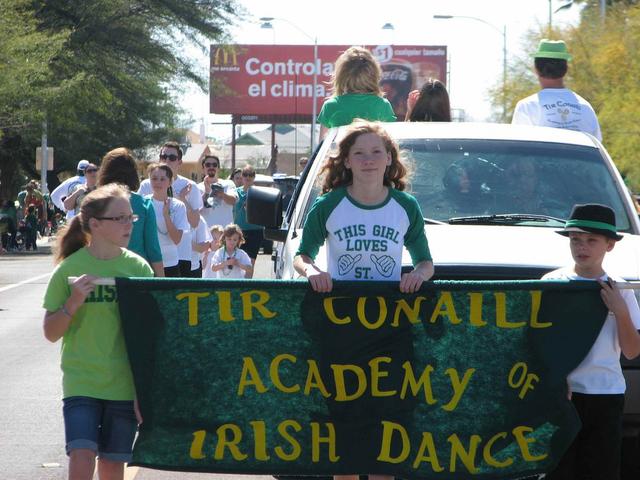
[306,138,632,232]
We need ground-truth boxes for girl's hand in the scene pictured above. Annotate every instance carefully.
[134,398,143,425]
[399,270,425,294]
[162,198,170,217]
[599,278,627,318]
[227,257,239,267]
[68,274,97,310]
[407,90,420,113]
[177,184,191,203]
[306,268,333,293]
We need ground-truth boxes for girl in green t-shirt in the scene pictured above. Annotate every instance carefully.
[318,46,396,139]
[42,183,153,480]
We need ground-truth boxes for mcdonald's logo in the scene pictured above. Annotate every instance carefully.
[213,46,238,66]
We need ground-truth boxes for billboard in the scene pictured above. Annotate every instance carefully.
[210,44,447,121]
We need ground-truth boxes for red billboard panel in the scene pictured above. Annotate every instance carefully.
[210,44,447,121]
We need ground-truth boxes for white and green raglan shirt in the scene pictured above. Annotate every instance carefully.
[296,187,431,281]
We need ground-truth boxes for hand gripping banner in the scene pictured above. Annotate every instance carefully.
[116,278,607,479]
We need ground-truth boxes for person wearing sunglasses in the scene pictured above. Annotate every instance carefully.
[63,163,99,219]
[197,155,237,230]
[138,141,204,277]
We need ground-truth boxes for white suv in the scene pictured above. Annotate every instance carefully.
[247,122,640,473]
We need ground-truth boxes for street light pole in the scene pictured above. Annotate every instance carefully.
[260,17,317,154]
[434,14,507,122]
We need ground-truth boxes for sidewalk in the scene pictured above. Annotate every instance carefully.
[0,235,53,256]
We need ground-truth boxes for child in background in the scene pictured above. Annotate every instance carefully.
[146,163,190,277]
[24,204,39,251]
[42,184,153,480]
[405,78,451,122]
[544,203,640,480]
[201,224,223,279]
[318,46,396,139]
[211,224,253,279]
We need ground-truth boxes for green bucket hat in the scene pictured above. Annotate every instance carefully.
[533,39,572,61]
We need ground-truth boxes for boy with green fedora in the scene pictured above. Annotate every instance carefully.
[543,203,640,479]
[512,39,602,141]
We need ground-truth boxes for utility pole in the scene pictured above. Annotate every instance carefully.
[40,121,48,195]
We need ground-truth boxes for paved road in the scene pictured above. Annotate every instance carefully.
[0,243,275,480]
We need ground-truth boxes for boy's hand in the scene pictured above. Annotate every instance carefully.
[598,278,627,317]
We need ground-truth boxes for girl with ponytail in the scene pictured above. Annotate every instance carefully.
[43,183,153,480]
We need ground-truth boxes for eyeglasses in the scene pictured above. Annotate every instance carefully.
[96,214,139,224]
[85,168,98,173]
[160,154,179,162]
[242,173,255,178]
[204,163,219,168]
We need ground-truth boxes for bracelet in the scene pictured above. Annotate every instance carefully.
[60,304,73,318]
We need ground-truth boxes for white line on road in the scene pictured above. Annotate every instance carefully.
[0,272,52,294]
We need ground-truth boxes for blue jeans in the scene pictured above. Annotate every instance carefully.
[63,396,137,462]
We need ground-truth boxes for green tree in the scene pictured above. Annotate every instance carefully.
[0,0,240,200]
[488,2,640,190]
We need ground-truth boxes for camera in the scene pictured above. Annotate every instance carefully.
[211,183,224,194]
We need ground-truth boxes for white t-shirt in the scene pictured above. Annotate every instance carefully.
[211,247,252,279]
[296,187,431,281]
[512,88,602,141]
[191,216,212,270]
[542,267,640,394]
[147,197,189,268]
[139,174,203,262]
[197,178,237,229]
[50,175,86,220]
[201,249,217,279]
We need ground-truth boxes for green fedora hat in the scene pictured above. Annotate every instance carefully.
[533,39,572,61]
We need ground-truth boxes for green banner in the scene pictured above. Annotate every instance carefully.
[117,279,607,479]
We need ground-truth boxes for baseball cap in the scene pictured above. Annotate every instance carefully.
[77,160,90,170]
[533,39,572,61]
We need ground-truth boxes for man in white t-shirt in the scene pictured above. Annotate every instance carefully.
[512,39,602,141]
[50,160,89,220]
[139,141,203,277]
[196,155,237,229]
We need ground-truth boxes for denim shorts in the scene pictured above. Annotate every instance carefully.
[63,396,137,462]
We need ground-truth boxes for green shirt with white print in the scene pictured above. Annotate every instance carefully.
[43,247,153,400]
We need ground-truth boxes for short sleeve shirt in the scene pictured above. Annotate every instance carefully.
[296,187,431,281]
[191,215,213,269]
[317,94,397,128]
[542,267,640,394]
[140,175,203,262]
[211,247,252,279]
[512,88,602,141]
[197,179,237,228]
[42,247,153,400]
[148,196,190,268]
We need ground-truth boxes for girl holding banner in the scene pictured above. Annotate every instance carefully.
[293,121,434,480]
[42,184,153,480]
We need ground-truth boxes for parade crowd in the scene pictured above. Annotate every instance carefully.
[21,39,640,480]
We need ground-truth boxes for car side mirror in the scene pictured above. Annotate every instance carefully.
[247,186,282,229]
